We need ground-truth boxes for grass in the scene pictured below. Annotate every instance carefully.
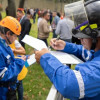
[24,19,73,100]
[24,18,52,100]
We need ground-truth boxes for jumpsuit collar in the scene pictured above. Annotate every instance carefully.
[0,36,8,47]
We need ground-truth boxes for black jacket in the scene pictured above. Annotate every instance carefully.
[19,16,31,41]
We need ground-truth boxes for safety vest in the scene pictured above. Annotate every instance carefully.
[9,41,17,56]
[9,41,28,81]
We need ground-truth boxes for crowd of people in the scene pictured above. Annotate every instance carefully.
[0,7,75,100]
[0,0,100,100]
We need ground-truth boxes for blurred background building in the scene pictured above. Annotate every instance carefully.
[1,0,79,12]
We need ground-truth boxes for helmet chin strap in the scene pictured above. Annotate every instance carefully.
[1,27,11,45]
[4,35,11,44]
[91,38,98,50]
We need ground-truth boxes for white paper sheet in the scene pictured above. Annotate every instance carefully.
[22,35,48,51]
[25,54,36,67]
[50,51,83,64]
[27,54,36,65]
[22,35,83,65]
[26,51,83,66]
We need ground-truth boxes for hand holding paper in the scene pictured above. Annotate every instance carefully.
[22,35,83,65]
[25,54,36,67]
[35,48,50,64]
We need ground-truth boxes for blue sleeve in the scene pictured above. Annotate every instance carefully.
[55,17,57,25]
[75,57,100,98]
[40,53,79,99]
[40,53,100,99]
[0,56,25,82]
[55,17,60,25]
[56,17,60,25]
[62,42,83,60]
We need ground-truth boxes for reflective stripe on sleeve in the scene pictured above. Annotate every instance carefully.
[82,47,90,61]
[73,70,85,99]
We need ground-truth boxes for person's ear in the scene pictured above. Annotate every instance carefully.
[6,31,11,36]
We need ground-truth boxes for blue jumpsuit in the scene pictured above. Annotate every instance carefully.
[0,38,25,100]
[40,42,100,100]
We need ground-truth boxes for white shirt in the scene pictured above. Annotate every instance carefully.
[37,18,42,28]
[15,40,21,48]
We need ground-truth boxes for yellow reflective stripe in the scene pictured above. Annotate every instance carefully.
[80,24,97,31]
[9,41,17,56]
[80,25,87,31]
[90,24,97,29]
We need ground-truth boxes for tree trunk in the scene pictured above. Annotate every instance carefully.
[7,0,16,17]
[19,0,25,8]
[0,0,2,4]
[55,0,58,11]
[60,0,63,12]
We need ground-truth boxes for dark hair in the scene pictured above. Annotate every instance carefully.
[39,12,43,18]
[57,12,61,17]
[27,9,31,15]
[43,11,48,17]
[0,26,14,35]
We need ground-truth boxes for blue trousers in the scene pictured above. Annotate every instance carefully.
[17,81,23,100]
[53,30,57,38]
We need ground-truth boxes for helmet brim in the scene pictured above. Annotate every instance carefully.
[72,31,91,38]
[72,30,100,38]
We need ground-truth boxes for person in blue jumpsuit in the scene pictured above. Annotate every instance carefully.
[35,0,100,100]
[0,16,26,100]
